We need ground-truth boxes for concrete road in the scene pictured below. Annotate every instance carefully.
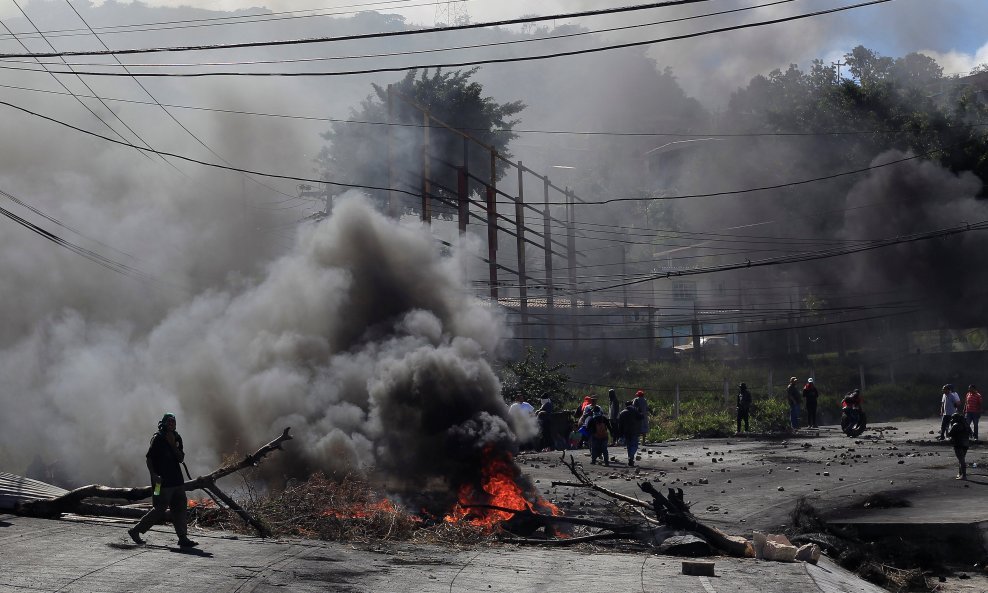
[0,512,886,593]
[2,418,985,593]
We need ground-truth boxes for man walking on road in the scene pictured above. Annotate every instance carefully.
[618,401,643,466]
[129,413,198,548]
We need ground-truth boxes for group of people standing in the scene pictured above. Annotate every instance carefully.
[735,376,822,434]
[939,383,982,480]
[574,389,649,467]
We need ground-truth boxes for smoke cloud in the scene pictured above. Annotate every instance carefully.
[1,197,520,508]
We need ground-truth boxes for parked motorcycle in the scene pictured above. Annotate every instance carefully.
[840,388,867,437]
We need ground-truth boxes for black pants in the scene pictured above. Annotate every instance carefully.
[806,399,817,427]
[940,416,951,438]
[955,446,968,477]
[736,407,750,432]
[134,485,187,539]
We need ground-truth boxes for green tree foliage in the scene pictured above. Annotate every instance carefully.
[725,46,988,200]
[317,68,525,218]
[499,347,573,405]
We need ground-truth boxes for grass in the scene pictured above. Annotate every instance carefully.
[564,358,947,441]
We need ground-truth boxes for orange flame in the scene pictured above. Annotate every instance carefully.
[443,448,560,529]
[320,498,401,519]
[187,498,218,509]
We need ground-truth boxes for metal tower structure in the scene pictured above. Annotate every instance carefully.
[434,0,468,26]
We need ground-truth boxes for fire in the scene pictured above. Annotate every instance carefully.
[443,448,560,529]
[320,498,413,520]
[187,498,217,509]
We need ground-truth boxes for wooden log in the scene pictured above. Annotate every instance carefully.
[16,428,293,521]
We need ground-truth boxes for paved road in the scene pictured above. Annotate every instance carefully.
[2,418,985,593]
[0,512,886,593]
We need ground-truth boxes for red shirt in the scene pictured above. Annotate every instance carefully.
[965,390,983,414]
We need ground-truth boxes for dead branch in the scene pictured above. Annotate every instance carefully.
[550,453,750,556]
[639,481,751,558]
[500,532,625,546]
[555,453,652,509]
[16,427,292,538]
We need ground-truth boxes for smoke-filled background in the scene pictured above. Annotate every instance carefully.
[0,0,987,488]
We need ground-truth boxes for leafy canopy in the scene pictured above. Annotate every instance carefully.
[317,68,525,218]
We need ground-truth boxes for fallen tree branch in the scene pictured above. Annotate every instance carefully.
[500,532,625,546]
[16,427,292,537]
[555,454,651,509]
[639,481,751,558]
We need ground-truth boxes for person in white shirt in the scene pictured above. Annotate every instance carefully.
[938,384,962,440]
[508,394,537,449]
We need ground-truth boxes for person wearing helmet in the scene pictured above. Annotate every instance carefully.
[736,382,752,434]
[803,378,820,428]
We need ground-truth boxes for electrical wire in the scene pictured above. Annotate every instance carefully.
[0,0,801,69]
[61,0,297,200]
[0,0,452,40]
[0,80,982,141]
[0,1,896,78]
[0,0,725,58]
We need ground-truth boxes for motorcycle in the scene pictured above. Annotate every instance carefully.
[840,390,867,437]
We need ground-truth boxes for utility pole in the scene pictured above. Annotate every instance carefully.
[387,84,397,218]
[832,60,846,82]
[516,163,528,344]
[543,177,554,342]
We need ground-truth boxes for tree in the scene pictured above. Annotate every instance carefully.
[500,347,573,405]
[317,68,525,218]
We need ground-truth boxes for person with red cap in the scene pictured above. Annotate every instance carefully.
[632,389,649,443]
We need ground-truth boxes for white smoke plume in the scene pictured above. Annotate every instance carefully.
[1,197,516,501]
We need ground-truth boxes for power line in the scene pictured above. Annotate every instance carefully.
[0,0,894,78]
[0,0,799,69]
[6,0,174,171]
[0,0,722,58]
[1,80,983,141]
[557,221,988,297]
[0,99,418,197]
[0,18,155,164]
[61,0,296,200]
[0,0,446,40]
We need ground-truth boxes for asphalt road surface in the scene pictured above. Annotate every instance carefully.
[2,418,985,593]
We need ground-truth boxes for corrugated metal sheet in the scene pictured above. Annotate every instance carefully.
[0,472,67,510]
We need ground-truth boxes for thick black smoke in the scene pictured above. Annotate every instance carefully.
[0,198,530,508]
[838,151,988,325]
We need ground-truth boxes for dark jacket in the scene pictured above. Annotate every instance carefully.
[737,387,752,410]
[586,414,611,440]
[147,431,185,487]
[948,415,972,449]
[803,384,819,402]
[618,406,643,438]
[786,384,801,407]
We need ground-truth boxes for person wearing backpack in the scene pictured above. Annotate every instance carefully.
[618,401,643,466]
[947,411,973,480]
[128,413,198,548]
[586,409,611,466]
